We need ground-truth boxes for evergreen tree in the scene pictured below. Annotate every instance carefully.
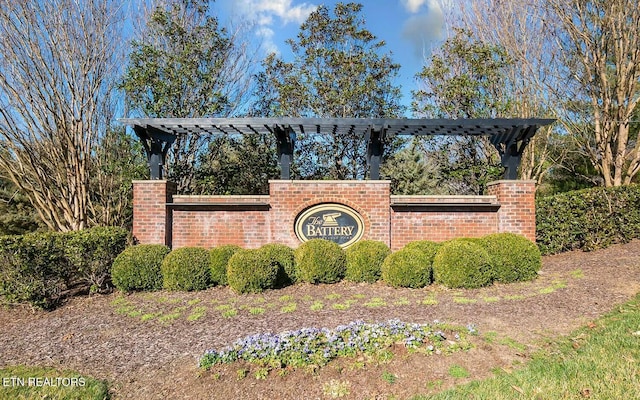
[381,139,443,195]
[194,134,279,195]
[412,29,511,194]
[120,0,256,192]
[258,2,404,180]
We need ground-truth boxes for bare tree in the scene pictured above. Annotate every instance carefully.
[457,0,561,184]
[87,127,147,229]
[0,0,126,231]
[548,0,640,186]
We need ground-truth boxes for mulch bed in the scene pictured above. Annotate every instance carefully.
[1,241,639,399]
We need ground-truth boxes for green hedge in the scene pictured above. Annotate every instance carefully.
[403,240,441,263]
[161,247,211,291]
[0,227,128,308]
[259,243,296,286]
[481,233,541,283]
[112,244,170,292]
[345,240,391,283]
[294,239,346,284]
[432,239,494,289]
[227,249,280,294]
[0,233,69,309]
[209,245,241,286]
[63,226,129,291]
[536,184,640,254]
[381,248,433,288]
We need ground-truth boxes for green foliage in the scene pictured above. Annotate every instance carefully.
[432,239,494,289]
[209,245,241,286]
[414,294,640,400]
[381,138,443,195]
[412,28,510,194]
[448,365,470,379]
[258,2,404,179]
[227,249,279,294]
[194,134,279,195]
[536,185,640,254]
[63,226,129,292]
[259,243,296,286]
[536,132,599,196]
[403,240,441,263]
[414,28,513,119]
[0,227,129,308]
[0,232,68,309]
[480,233,541,283]
[0,176,42,235]
[120,0,231,118]
[112,244,170,292]
[0,365,110,400]
[345,240,391,283]
[161,247,211,291]
[120,0,252,191]
[294,239,346,284]
[381,248,433,288]
[89,128,147,228]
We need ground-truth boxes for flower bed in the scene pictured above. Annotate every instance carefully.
[200,320,475,373]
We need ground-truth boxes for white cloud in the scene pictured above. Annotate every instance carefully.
[256,26,280,55]
[401,1,445,59]
[400,0,430,13]
[229,0,318,54]
[235,0,317,24]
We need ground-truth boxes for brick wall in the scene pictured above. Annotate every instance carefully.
[390,195,499,250]
[486,180,536,241]
[268,180,391,247]
[132,180,176,245]
[170,195,270,248]
[172,209,271,248]
[132,179,536,249]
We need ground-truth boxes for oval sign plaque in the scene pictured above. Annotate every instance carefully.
[295,204,365,248]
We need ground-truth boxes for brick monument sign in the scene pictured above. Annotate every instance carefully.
[123,118,552,250]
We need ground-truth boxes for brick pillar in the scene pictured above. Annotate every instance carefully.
[132,180,177,246]
[486,180,536,241]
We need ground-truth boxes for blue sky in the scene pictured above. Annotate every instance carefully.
[215,0,451,113]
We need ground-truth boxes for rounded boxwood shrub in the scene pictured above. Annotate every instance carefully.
[403,240,441,263]
[259,243,295,286]
[209,245,241,286]
[345,240,391,283]
[111,244,170,292]
[294,239,346,284]
[480,233,541,283]
[161,247,211,291]
[381,248,433,288]
[227,249,279,294]
[432,239,494,289]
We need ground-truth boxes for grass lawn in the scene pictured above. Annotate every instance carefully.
[0,365,109,400]
[413,293,640,399]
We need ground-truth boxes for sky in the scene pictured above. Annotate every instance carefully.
[215,0,452,114]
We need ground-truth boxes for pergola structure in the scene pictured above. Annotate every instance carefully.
[120,117,554,181]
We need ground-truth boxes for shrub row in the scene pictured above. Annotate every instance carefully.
[0,227,129,308]
[383,234,540,289]
[113,233,541,295]
[536,184,640,255]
